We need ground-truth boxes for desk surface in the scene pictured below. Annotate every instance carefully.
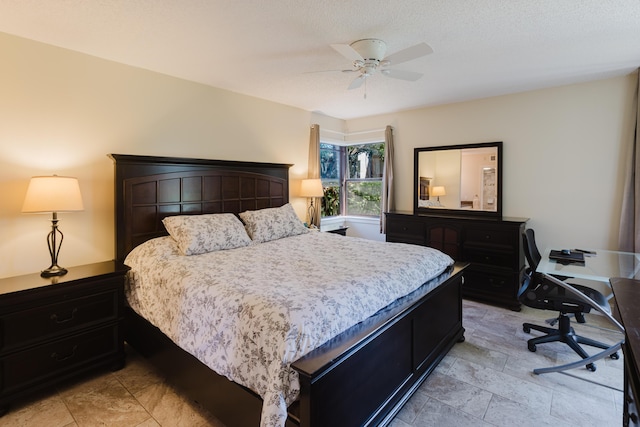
[538,248,640,283]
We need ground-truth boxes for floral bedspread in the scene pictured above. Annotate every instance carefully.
[124,232,453,427]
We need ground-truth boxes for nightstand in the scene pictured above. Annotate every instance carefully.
[322,225,349,236]
[0,261,128,415]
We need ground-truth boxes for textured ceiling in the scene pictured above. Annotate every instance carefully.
[1,0,639,119]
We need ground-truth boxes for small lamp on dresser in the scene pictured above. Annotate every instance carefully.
[300,178,324,228]
[22,175,84,277]
[431,186,446,202]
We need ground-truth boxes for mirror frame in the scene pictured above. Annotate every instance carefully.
[414,141,503,218]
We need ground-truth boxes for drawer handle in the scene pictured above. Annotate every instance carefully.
[51,345,78,362]
[50,308,78,324]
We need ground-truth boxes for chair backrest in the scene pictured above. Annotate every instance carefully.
[520,228,595,314]
[523,228,542,272]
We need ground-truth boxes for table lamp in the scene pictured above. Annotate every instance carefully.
[431,186,446,202]
[300,178,324,227]
[22,175,84,277]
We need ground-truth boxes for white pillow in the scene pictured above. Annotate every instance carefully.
[162,213,251,255]
[239,203,309,243]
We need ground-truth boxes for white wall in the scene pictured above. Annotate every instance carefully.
[0,32,315,278]
[346,74,637,253]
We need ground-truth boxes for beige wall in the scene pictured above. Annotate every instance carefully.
[1,31,636,278]
[346,74,637,252]
[0,33,315,278]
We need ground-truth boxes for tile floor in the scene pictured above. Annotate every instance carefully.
[1,299,625,427]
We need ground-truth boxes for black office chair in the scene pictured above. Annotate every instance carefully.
[522,229,585,324]
[518,229,618,372]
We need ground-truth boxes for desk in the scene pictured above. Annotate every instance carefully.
[537,248,640,283]
[610,278,640,426]
[529,248,638,374]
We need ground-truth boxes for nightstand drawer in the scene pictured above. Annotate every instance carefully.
[1,288,119,351]
[0,325,120,394]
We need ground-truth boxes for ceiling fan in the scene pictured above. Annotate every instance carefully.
[330,38,433,90]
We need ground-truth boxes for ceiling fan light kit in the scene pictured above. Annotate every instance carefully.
[351,38,387,61]
[329,38,433,92]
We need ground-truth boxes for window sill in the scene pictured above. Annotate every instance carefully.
[321,215,380,226]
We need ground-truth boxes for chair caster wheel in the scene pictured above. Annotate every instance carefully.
[610,352,620,360]
[586,363,596,372]
[528,342,536,352]
[523,325,530,333]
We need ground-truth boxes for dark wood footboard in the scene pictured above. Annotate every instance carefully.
[292,262,465,427]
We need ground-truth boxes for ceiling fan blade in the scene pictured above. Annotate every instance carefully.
[382,69,424,81]
[348,74,366,90]
[383,42,433,66]
[331,44,364,62]
[303,69,355,74]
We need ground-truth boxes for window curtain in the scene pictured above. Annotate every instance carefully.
[308,124,321,227]
[619,69,640,252]
[380,125,395,233]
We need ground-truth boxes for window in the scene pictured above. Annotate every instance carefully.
[319,143,342,217]
[320,141,385,217]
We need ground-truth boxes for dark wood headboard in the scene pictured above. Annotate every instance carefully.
[110,154,292,262]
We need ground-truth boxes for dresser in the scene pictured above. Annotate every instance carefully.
[386,212,528,310]
[0,261,127,415]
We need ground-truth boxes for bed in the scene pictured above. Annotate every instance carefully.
[111,153,466,427]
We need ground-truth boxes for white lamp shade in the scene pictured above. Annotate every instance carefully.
[431,186,446,197]
[300,179,324,198]
[22,175,84,213]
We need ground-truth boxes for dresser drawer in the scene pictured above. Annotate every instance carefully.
[0,325,120,395]
[463,268,514,297]
[463,245,515,268]
[1,288,119,351]
[465,227,513,247]
[386,218,425,245]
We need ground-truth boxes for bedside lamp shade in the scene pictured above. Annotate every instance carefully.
[300,179,324,198]
[22,176,84,213]
[22,175,84,277]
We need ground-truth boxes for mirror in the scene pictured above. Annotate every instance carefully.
[414,141,502,218]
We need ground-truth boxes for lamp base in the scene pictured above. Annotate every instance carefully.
[307,200,318,228]
[41,212,68,278]
[41,265,68,278]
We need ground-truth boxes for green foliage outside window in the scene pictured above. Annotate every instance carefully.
[346,181,382,216]
[346,143,384,179]
[321,185,340,217]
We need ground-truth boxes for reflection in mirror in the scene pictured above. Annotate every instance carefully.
[414,142,502,218]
